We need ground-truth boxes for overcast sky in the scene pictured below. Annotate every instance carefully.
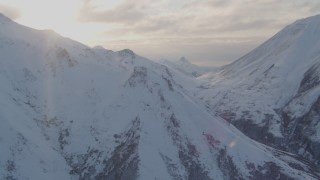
[0,0,320,66]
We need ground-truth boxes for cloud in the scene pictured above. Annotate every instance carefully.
[182,0,232,9]
[0,4,21,20]
[77,0,320,66]
[306,2,320,13]
[78,0,151,24]
[98,0,317,38]
[131,17,179,34]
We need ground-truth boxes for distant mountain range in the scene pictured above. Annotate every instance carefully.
[159,57,213,77]
[0,13,319,179]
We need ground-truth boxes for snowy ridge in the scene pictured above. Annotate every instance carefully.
[0,13,319,179]
[196,14,320,169]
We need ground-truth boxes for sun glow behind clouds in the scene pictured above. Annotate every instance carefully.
[0,0,320,66]
[0,0,147,49]
[0,0,112,45]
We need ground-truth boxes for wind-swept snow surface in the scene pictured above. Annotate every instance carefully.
[0,13,319,179]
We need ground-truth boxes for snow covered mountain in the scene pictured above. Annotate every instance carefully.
[159,57,212,77]
[0,13,319,179]
[196,15,320,170]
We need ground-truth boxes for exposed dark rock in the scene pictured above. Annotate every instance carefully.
[263,64,275,76]
[118,49,135,59]
[66,117,141,180]
[126,67,147,87]
[4,160,16,180]
[165,113,211,180]
[232,113,280,147]
[282,96,320,168]
[58,128,70,150]
[162,75,174,91]
[298,62,320,94]
[178,149,211,180]
[68,148,102,179]
[166,113,182,143]
[217,148,243,180]
[162,65,173,78]
[170,114,180,128]
[160,154,184,180]
[95,117,141,180]
[55,47,77,67]
[246,162,295,180]
[6,160,16,172]
[203,133,220,150]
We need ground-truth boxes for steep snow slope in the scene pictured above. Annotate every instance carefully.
[0,13,318,179]
[159,57,212,77]
[196,15,320,168]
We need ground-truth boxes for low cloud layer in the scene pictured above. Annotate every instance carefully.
[76,0,320,66]
[4,0,319,67]
[78,0,147,24]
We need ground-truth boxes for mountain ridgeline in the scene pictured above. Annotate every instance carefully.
[0,13,319,179]
[196,15,320,171]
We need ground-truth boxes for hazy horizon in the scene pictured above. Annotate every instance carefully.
[1,0,319,67]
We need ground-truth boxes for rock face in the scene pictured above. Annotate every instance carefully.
[196,15,320,169]
[0,13,319,179]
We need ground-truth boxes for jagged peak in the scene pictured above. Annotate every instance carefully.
[126,66,148,87]
[118,49,136,59]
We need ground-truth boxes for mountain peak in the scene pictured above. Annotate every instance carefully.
[118,49,136,59]
[222,14,320,78]
[179,56,189,64]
